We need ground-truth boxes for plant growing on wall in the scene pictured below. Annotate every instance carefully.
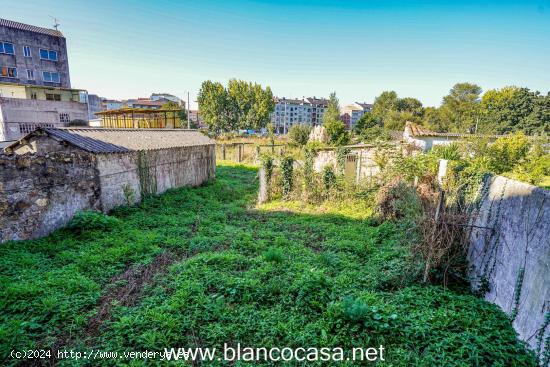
[138,151,157,196]
[281,156,294,199]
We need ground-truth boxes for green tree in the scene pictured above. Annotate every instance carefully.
[372,91,399,123]
[227,79,275,130]
[439,82,482,133]
[322,92,348,145]
[353,112,379,133]
[288,124,311,147]
[423,107,444,132]
[371,92,424,131]
[480,86,549,135]
[197,80,234,134]
[198,79,275,134]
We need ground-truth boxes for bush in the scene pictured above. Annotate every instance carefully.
[375,178,422,222]
[68,211,120,232]
[288,124,311,147]
[263,247,284,263]
[280,156,294,199]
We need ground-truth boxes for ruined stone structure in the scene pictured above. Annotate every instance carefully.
[1,128,216,242]
[468,175,550,356]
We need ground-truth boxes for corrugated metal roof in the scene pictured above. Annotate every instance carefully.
[0,18,64,37]
[5,128,215,154]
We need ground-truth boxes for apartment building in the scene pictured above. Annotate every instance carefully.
[0,18,71,88]
[0,18,88,141]
[342,102,373,129]
[270,96,328,134]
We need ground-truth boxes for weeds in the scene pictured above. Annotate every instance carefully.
[0,163,537,366]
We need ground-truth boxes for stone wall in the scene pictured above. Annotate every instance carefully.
[313,147,380,181]
[0,149,101,242]
[468,175,550,356]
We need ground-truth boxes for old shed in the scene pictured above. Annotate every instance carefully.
[1,128,215,242]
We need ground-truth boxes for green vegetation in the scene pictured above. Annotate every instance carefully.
[288,124,311,147]
[323,92,349,145]
[0,164,537,366]
[197,79,275,134]
[368,83,549,135]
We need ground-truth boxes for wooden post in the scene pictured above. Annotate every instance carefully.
[222,144,226,160]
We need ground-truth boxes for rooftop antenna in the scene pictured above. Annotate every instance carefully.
[49,15,60,30]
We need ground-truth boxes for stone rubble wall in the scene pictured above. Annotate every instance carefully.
[0,149,101,242]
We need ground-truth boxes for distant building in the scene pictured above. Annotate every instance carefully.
[270,96,328,134]
[342,102,373,130]
[0,18,88,141]
[87,94,102,119]
[188,110,205,128]
[150,93,184,106]
[0,18,71,88]
[102,99,123,110]
[341,112,351,130]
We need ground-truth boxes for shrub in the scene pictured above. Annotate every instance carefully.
[323,165,337,192]
[68,211,120,232]
[288,124,311,147]
[375,178,422,222]
[263,247,284,263]
[280,156,294,199]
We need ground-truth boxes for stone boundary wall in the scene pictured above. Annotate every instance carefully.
[0,150,101,242]
[468,175,550,357]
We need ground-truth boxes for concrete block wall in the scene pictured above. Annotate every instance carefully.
[468,175,550,357]
[96,152,141,212]
[95,145,215,212]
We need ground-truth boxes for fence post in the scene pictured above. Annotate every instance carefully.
[222,144,226,160]
[258,166,268,204]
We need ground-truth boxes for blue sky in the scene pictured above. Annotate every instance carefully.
[2,0,549,108]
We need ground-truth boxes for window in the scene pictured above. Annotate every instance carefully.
[1,66,17,78]
[19,123,55,134]
[26,69,34,80]
[42,71,60,83]
[46,93,61,101]
[39,48,58,61]
[0,42,14,54]
[23,46,31,57]
[31,92,37,100]
[59,113,70,123]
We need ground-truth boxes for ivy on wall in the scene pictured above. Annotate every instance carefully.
[137,151,157,196]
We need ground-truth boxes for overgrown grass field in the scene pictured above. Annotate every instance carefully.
[0,163,537,366]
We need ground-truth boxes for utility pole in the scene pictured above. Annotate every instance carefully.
[187,92,190,129]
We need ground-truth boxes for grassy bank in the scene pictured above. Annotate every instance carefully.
[0,163,536,366]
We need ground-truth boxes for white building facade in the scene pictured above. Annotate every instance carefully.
[270,97,328,134]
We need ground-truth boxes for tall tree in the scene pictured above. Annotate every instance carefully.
[198,79,275,134]
[372,91,399,123]
[322,92,348,145]
[480,86,549,135]
[371,91,423,131]
[439,82,482,133]
[197,80,234,134]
